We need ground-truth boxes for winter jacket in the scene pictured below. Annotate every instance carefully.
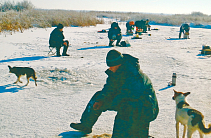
[135,20,146,28]
[180,24,190,33]
[108,23,122,40]
[49,28,65,47]
[97,54,159,122]
[126,22,135,30]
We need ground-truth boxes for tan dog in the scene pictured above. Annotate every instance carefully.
[8,65,37,86]
[172,89,211,138]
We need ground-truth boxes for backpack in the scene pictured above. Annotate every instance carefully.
[123,54,159,122]
[142,91,159,122]
[120,40,131,47]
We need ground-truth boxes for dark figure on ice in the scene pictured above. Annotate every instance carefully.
[70,49,159,138]
[135,20,150,34]
[179,23,190,39]
[49,23,69,56]
[135,20,145,34]
[145,19,151,31]
[108,22,122,46]
[126,21,135,35]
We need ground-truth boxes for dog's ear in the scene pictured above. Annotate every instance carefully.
[8,65,11,69]
[173,89,178,93]
[184,92,191,96]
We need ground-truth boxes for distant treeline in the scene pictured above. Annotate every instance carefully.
[0,0,34,12]
[96,11,211,26]
[0,0,211,33]
[0,1,104,33]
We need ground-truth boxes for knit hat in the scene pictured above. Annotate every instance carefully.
[111,22,118,28]
[57,23,64,29]
[106,49,124,67]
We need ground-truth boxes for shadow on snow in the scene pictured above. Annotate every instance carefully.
[158,85,174,91]
[166,38,187,40]
[58,131,88,138]
[77,45,111,50]
[0,84,25,93]
[196,54,211,59]
[0,56,49,63]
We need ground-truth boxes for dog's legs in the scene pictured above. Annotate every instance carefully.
[34,79,37,86]
[187,128,194,138]
[199,131,204,138]
[182,124,187,138]
[31,76,37,86]
[32,75,37,86]
[14,76,22,84]
[25,77,30,86]
[14,78,18,84]
[176,122,180,138]
[18,76,23,83]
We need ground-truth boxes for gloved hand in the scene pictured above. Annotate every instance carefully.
[93,101,103,110]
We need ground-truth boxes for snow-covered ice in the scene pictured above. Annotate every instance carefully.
[0,21,211,138]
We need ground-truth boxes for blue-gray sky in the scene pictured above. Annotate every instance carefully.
[10,0,211,15]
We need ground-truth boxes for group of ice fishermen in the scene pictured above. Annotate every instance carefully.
[48,20,190,138]
[49,20,190,56]
[108,19,151,47]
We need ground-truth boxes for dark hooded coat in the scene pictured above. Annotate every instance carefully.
[49,28,65,47]
[96,54,159,122]
[180,23,190,33]
[108,22,122,40]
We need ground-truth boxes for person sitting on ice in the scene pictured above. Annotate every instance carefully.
[70,49,159,138]
[49,23,69,57]
[108,22,122,46]
[179,23,190,39]
[126,21,135,35]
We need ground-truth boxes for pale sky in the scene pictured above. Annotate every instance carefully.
[10,0,211,15]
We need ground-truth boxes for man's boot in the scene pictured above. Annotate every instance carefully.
[109,41,114,47]
[179,32,182,39]
[70,123,92,134]
[70,91,104,133]
[56,47,61,57]
[116,39,121,46]
[62,41,69,56]
[62,45,69,56]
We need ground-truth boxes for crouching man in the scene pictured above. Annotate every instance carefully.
[70,49,159,138]
[179,23,190,39]
[108,22,122,46]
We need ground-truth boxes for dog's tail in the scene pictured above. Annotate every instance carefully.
[199,121,211,134]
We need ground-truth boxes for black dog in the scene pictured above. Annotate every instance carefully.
[8,65,37,86]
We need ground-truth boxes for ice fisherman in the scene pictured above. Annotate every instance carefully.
[70,49,159,138]
[145,19,151,31]
[49,23,69,56]
[126,21,135,35]
[108,22,122,47]
[135,19,150,34]
[179,23,190,39]
[135,20,146,34]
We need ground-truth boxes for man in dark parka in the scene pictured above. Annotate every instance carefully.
[49,23,69,56]
[70,49,159,138]
[126,21,135,34]
[108,22,122,46]
[179,23,190,39]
